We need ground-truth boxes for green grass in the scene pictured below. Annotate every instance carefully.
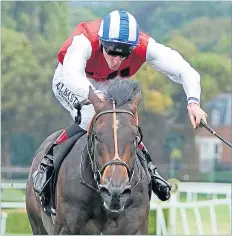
[1,189,25,202]
[3,209,167,235]
[3,209,32,234]
[174,205,231,235]
[3,206,230,235]
[179,192,227,202]
[149,209,169,234]
[1,189,231,235]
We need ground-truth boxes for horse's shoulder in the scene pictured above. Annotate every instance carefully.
[67,135,87,161]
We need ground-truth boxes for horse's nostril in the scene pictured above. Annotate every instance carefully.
[100,186,111,198]
[121,188,131,198]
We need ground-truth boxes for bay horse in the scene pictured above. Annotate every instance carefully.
[25,79,151,234]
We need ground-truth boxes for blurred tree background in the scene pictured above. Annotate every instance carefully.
[1,1,231,181]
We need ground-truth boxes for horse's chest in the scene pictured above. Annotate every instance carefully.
[85,217,119,234]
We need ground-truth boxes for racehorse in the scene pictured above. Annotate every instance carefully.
[25,79,151,234]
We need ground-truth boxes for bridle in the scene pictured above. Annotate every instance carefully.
[86,100,143,187]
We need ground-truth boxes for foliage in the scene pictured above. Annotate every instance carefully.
[71,7,100,28]
[109,2,231,41]
[1,1,72,166]
[1,1,231,176]
[181,17,231,55]
[132,65,174,115]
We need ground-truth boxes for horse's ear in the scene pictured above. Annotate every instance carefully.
[88,86,104,112]
[129,91,142,113]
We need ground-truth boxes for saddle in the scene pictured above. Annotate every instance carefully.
[39,131,86,217]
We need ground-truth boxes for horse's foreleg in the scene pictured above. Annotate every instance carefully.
[135,219,149,235]
[26,181,48,235]
[27,211,48,235]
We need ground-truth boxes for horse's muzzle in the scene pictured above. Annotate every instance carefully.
[99,185,131,213]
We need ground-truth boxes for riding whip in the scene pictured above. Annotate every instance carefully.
[200,119,232,148]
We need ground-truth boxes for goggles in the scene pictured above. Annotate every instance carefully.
[101,40,136,58]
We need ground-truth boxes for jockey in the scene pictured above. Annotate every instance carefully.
[33,9,207,202]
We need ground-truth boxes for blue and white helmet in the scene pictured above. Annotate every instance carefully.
[98,9,140,56]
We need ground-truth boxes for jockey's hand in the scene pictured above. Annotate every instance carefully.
[187,103,208,129]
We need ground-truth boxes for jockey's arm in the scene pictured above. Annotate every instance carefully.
[59,33,104,130]
[62,33,103,99]
[146,37,201,105]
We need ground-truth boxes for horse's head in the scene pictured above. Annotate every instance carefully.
[87,79,142,213]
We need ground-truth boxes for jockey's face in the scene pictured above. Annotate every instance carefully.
[103,47,126,71]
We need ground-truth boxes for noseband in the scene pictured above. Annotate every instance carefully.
[87,100,142,186]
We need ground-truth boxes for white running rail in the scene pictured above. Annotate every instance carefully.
[1,181,231,235]
[1,199,230,235]
[1,212,8,235]
[150,198,231,235]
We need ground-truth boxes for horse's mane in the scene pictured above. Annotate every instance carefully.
[106,79,141,107]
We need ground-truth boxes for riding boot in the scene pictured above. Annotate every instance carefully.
[32,123,86,196]
[32,144,56,196]
[139,143,172,201]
